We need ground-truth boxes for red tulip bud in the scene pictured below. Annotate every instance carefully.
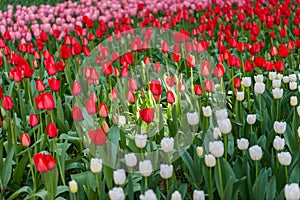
[72,80,82,96]
[72,106,83,121]
[166,90,175,104]
[99,103,108,118]
[20,133,31,147]
[33,153,56,173]
[48,78,60,92]
[88,128,107,146]
[29,114,39,127]
[46,123,58,138]
[139,108,155,123]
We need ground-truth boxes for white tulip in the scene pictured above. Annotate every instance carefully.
[236,91,244,101]
[289,74,297,82]
[298,127,300,138]
[118,116,126,125]
[277,73,283,80]
[283,76,290,83]
[196,146,204,157]
[290,96,298,106]
[213,127,222,139]
[209,141,224,158]
[202,106,212,117]
[242,77,251,87]
[297,106,300,116]
[254,82,265,94]
[254,74,264,82]
[69,180,78,193]
[274,121,286,134]
[109,187,125,200]
[187,112,199,126]
[278,152,292,166]
[205,154,216,167]
[113,169,126,185]
[298,73,300,81]
[272,79,281,88]
[160,164,173,179]
[171,191,182,200]
[160,137,174,153]
[237,138,249,150]
[140,189,157,200]
[193,190,205,200]
[272,88,283,99]
[135,134,147,148]
[246,114,256,125]
[249,145,263,161]
[284,183,300,200]
[125,153,137,167]
[273,136,285,151]
[217,118,232,134]
[215,109,228,120]
[298,86,300,93]
[90,158,102,173]
[289,81,297,90]
[139,160,153,177]
[269,72,277,80]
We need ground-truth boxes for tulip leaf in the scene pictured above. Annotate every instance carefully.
[24,189,47,200]
[55,186,69,197]
[7,186,33,200]
[266,176,276,200]
[252,168,269,200]
[12,152,29,185]
[127,174,134,200]
[1,146,14,188]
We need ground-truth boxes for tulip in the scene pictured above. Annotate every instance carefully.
[249,145,263,161]
[48,78,60,92]
[290,96,298,106]
[202,106,212,117]
[272,80,281,88]
[272,88,283,99]
[187,112,199,125]
[33,153,56,173]
[186,54,195,67]
[2,96,13,110]
[166,90,175,104]
[102,121,110,134]
[213,127,222,139]
[42,92,55,110]
[283,76,290,83]
[108,187,125,200]
[118,116,126,126]
[85,96,97,115]
[126,90,136,104]
[46,123,58,138]
[160,164,173,179]
[234,78,241,88]
[113,169,126,185]
[88,128,107,146]
[254,82,265,94]
[269,72,277,80]
[273,136,285,151]
[194,85,203,96]
[99,103,108,118]
[29,114,39,127]
[193,190,205,200]
[69,180,78,193]
[205,154,216,167]
[278,152,292,166]
[72,106,83,121]
[102,60,113,75]
[125,153,137,167]
[139,108,155,123]
[242,77,251,87]
[140,189,157,200]
[237,138,249,150]
[20,133,31,147]
[139,160,152,177]
[196,146,203,157]
[254,75,264,83]
[217,118,232,134]
[289,74,297,82]
[135,134,147,148]
[35,79,46,92]
[284,183,300,200]
[160,137,174,153]
[72,80,82,95]
[289,82,297,90]
[201,60,210,76]
[236,91,244,101]
[215,109,228,120]
[150,80,162,96]
[298,127,300,138]
[171,191,182,200]
[204,79,213,92]
[209,141,224,158]
[90,158,102,173]
[60,45,71,60]
[274,121,286,134]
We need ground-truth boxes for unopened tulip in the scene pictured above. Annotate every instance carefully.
[272,88,283,99]
[46,123,58,138]
[187,112,199,125]
[72,106,83,121]
[254,74,264,82]
[209,141,224,158]
[160,164,173,179]
[242,77,251,87]
[284,183,300,200]
[160,137,174,153]
[237,138,249,150]
[217,118,232,134]
[193,190,205,200]
[90,158,102,173]
[215,109,228,120]
[72,80,82,95]
[254,82,265,94]
[113,169,126,185]
[272,79,281,88]
[213,127,222,139]
[135,134,147,148]
[278,152,292,166]
[236,91,244,101]
[29,114,39,127]
[139,108,155,123]
[273,136,285,151]
[139,160,152,177]
[269,72,277,80]
[246,114,256,125]
[290,96,298,106]
[249,145,263,161]
[69,180,78,193]
[289,82,297,90]
[20,133,31,147]
[139,189,157,200]
[283,76,290,83]
[109,187,125,200]
[196,146,203,157]
[125,153,137,167]
[274,121,286,134]
[33,153,56,173]
[2,96,13,110]
[202,106,212,117]
[171,191,182,200]
[205,154,216,167]
[99,102,108,118]
[289,74,297,82]
[166,90,175,104]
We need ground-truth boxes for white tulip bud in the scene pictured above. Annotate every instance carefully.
[196,146,204,157]
[254,74,264,82]
[273,136,285,151]
[289,81,297,90]
[272,88,283,99]
[290,96,298,106]
[283,76,290,83]
[236,91,244,101]
[90,158,102,173]
[135,134,147,148]
[113,169,126,185]
[125,153,137,167]
[160,137,174,153]
[217,118,232,134]
[246,114,256,125]
[298,73,300,81]
[139,160,153,177]
[187,112,199,125]
[298,127,300,138]
[278,152,292,166]
[272,79,281,88]
[205,154,216,167]
[249,145,263,161]
[254,82,265,94]
[202,106,212,117]
[237,138,249,150]
[274,121,286,134]
[284,183,300,200]
[160,164,173,179]
[140,189,157,200]
[109,187,125,200]
[171,191,182,200]
[289,74,297,82]
[269,72,277,80]
[277,73,283,80]
[209,141,224,158]
[69,180,78,193]
[213,127,222,139]
[215,109,228,120]
[297,106,300,116]
[242,77,251,87]
[193,190,205,200]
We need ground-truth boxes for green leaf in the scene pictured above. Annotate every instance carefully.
[13,152,29,185]
[1,146,14,188]
[127,174,134,200]
[55,186,69,197]
[24,189,48,200]
[266,176,276,200]
[252,168,269,200]
[7,186,33,200]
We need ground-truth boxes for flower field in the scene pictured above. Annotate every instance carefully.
[0,0,300,199]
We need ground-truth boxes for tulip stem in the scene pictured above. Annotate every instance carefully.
[166,178,169,193]
[54,139,66,186]
[27,149,37,193]
[95,173,101,198]
[255,161,259,180]
[190,66,194,95]
[224,134,228,160]
[247,87,251,112]
[209,167,213,200]
[217,158,224,199]
[144,177,148,191]
[73,193,77,200]
[9,112,18,161]
[27,78,34,112]
[259,95,263,134]
[276,99,279,121]
[285,166,289,184]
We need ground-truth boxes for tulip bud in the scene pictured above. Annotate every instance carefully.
[217,118,232,134]
[284,183,300,200]
[272,88,283,99]
[171,191,182,200]
[135,134,147,148]
[193,190,205,200]
[236,91,244,101]
[160,164,173,179]
[139,160,152,177]
[99,103,108,118]
[289,74,297,82]
[20,133,31,147]
[1,108,6,118]
[90,158,102,173]
[72,80,82,96]
[202,106,212,117]
[187,112,199,126]
[140,189,157,200]
[269,72,277,80]
[273,136,285,151]
[277,73,283,80]
[125,153,137,167]
[108,187,125,200]
[289,82,297,90]
[237,138,249,150]
[209,141,224,158]
[249,145,263,161]
[274,121,286,134]
[272,79,281,88]
[205,154,216,167]
[242,77,251,87]
[102,121,110,134]
[254,74,264,82]
[254,82,265,94]
[46,123,58,138]
[160,137,174,153]
[246,114,256,125]
[282,76,290,83]
[290,96,298,106]
[2,96,13,110]
[277,152,292,166]
[215,109,228,120]
[196,146,203,157]
[213,127,222,139]
[69,180,78,193]
[297,106,300,117]
[29,114,39,127]
[113,169,126,185]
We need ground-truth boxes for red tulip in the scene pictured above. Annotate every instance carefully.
[154,62,160,72]
[166,91,175,104]
[0,86,3,98]
[166,77,175,87]
[213,63,225,78]
[144,56,151,65]
[99,103,108,118]
[102,60,113,75]
[194,85,203,96]
[29,114,39,127]
[173,53,181,62]
[72,80,82,96]
[236,42,245,52]
[72,106,83,121]
[244,60,255,72]
[111,89,118,100]
[60,45,71,60]
[33,153,56,173]
[129,78,138,91]
[204,79,213,92]
[234,78,241,88]
[254,56,265,68]
[46,123,58,138]
[201,61,210,76]
[275,60,284,72]
[186,54,195,67]
[48,78,60,92]
[2,96,13,110]
[270,46,278,57]
[174,30,190,43]
[150,80,162,96]
[139,108,155,123]
[88,128,107,146]
[121,67,128,77]
[265,61,274,71]
[42,92,55,110]
[278,44,289,58]
[126,90,136,104]
[123,52,134,65]
[20,133,31,147]
[85,96,97,115]
[34,95,44,110]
